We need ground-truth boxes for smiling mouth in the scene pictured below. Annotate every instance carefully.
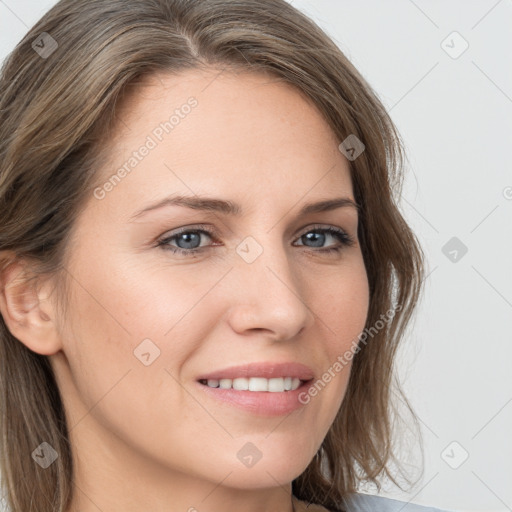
[197,376,311,392]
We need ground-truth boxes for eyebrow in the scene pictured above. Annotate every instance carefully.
[129,194,360,221]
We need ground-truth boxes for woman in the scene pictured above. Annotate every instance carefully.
[0,0,446,511]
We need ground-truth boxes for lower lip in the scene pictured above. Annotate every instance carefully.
[195,380,312,416]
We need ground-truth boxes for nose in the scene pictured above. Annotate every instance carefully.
[225,237,315,341]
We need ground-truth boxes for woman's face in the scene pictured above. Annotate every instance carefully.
[48,68,369,508]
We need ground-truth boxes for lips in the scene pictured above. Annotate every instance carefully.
[195,361,315,382]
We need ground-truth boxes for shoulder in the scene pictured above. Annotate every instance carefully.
[341,492,451,512]
[292,493,451,512]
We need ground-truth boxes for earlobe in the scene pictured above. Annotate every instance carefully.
[0,260,62,356]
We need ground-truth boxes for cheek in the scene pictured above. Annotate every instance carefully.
[58,267,197,460]
[59,251,226,416]
[317,257,370,348]
[305,259,369,417]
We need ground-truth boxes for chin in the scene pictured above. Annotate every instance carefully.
[207,446,313,490]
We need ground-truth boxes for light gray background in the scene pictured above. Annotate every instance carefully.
[1,1,511,512]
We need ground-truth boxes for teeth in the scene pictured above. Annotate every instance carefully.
[205,377,302,392]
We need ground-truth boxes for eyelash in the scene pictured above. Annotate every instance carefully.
[156,224,356,257]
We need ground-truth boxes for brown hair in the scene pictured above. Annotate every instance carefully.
[0,0,425,510]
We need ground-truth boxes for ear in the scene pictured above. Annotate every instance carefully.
[0,259,62,355]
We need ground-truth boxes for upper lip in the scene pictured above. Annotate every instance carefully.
[196,362,315,382]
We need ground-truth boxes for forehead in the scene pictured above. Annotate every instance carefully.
[91,67,353,215]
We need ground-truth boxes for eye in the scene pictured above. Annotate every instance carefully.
[156,224,356,257]
[157,224,216,256]
[294,225,356,253]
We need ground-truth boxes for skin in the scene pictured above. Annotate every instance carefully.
[0,68,369,512]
